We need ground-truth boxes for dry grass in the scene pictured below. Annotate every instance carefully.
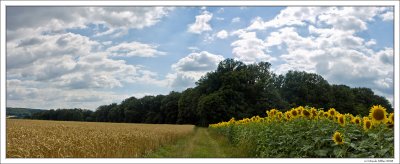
[6,119,194,158]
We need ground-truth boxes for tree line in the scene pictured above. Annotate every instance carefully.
[32,59,393,126]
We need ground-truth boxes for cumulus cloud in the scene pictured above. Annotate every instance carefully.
[365,39,377,47]
[169,51,224,91]
[106,41,166,57]
[216,30,228,39]
[166,73,198,91]
[247,7,323,30]
[5,7,178,109]
[6,7,174,39]
[7,32,163,89]
[247,7,385,32]
[265,27,315,50]
[7,32,95,70]
[188,11,213,34]
[172,51,224,72]
[231,30,276,64]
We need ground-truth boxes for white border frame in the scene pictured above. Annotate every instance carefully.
[1,1,399,163]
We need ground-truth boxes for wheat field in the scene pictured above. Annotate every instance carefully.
[6,119,194,158]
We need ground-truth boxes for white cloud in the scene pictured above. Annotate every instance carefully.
[247,7,323,30]
[6,7,174,39]
[247,7,381,32]
[172,51,224,72]
[265,27,315,50]
[169,51,224,91]
[216,30,228,39]
[231,31,276,64]
[90,7,174,37]
[188,11,213,34]
[6,33,157,89]
[232,17,241,23]
[7,32,96,70]
[165,73,198,91]
[106,41,166,57]
[365,39,376,47]
[6,33,167,109]
[380,11,393,21]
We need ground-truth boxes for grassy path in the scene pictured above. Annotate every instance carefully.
[146,127,233,158]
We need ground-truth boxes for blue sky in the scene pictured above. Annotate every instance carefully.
[6,6,394,110]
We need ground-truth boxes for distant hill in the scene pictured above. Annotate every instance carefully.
[6,107,46,118]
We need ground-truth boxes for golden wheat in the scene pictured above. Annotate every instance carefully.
[6,119,194,158]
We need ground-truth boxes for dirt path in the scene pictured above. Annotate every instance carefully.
[146,127,227,158]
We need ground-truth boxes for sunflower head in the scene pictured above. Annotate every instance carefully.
[328,108,337,118]
[267,109,276,118]
[369,105,388,125]
[332,131,344,145]
[363,118,373,131]
[284,112,292,121]
[352,116,362,125]
[323,112,329,118]
[310,108,318,118]
[291,109,298,118]
[302,109,311,119]
[296,107,304,116]
[276,112,283,120]
[337,114,345,126]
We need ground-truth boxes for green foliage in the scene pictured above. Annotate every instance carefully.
[211,118,394,158]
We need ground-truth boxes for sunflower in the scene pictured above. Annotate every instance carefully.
[323,112,329,118]
[332,131,344,145]
[318,110,324,118]
[296,106,304,116]
[310,108,318,119]
[267,109,279,118]
[276,112,283,121]
[302,109,311,119]
[363,118,373,131]
[352,116,362,125]
[328,108,337,118]
[369,105,388,125]
[337,114,345,126]
[285,112,292,121]
[291,109,298,118]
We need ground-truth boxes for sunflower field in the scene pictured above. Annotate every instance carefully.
[209,105,394,158]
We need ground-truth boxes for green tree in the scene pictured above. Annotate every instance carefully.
[161,91,181,124]
[177,88,200,124]
[280,71,330,109]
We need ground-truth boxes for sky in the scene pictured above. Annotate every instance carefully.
[5,6,394,110]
